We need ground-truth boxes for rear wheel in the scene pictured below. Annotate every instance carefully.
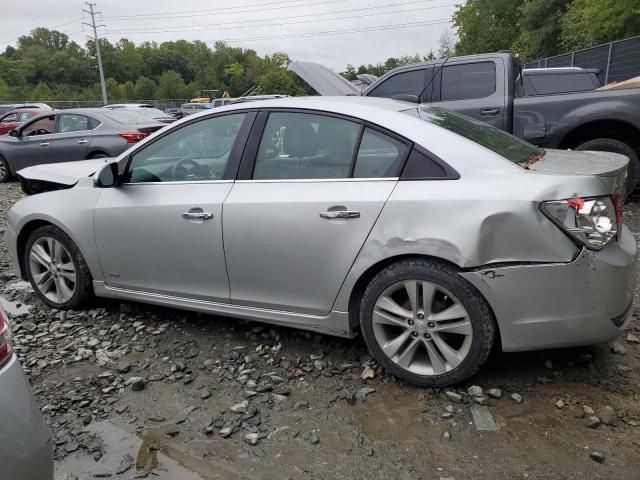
[360,258,495,387]
[575,138,639,197]
[24,225,93,309]
[88,152,108,159]
[0,155,11,183]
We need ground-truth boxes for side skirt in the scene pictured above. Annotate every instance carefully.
[93,281,354,338]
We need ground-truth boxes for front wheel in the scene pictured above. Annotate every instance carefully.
[360,258,495,387]
[0,155,11,183]
[24,225,94,309]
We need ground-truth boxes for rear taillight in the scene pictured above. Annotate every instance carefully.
[119,131,149,144]
[541,196,618,250]
[0,307,13,366]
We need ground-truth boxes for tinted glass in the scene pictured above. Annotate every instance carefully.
[22,116,55,136]
[368,69,427,98]
[526,73,598,95]
[353,128,408,178]
[58,114,90,133]
[441,62,496,101]
[253,112,360,180]
[127,113,246,183]
[415,107,541,165]
[0,113,17,123]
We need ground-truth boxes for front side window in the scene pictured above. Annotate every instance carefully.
[22,116,55,136]
[367,69,427,99]
[441,62,496,101]
[253,112,360,180]
[1,113,17,123]
[127,113,246,183]
[353,128,408,178]
[57,114,91,133]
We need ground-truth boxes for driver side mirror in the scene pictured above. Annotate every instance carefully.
[9,129,19,138]
[94,162,121,188]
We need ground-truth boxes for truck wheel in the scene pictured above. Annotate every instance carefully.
[359,258,495,387]
[0,155,11,183]
[575,138,639,197]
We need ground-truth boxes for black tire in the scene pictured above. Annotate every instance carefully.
[24,225,94,309]
[575,138,640,197]
[0,155,11,183]
[359,258,495,387]
[89,152,109,159]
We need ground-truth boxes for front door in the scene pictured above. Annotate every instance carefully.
[224,111,408,315]
[94,112,251,302]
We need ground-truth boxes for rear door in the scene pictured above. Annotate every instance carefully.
[8,115,55,170]
[223,110,409,315]
[433,59,507,130]
[49,113,95,162]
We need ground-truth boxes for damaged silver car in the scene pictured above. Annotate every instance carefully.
[4,97,636,386]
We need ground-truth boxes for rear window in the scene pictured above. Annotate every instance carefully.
[414,107,541,165]
[102,109,154,125]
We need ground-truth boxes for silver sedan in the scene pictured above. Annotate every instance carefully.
[4,97,637,386]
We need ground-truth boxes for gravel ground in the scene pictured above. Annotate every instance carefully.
[2,181,640,480]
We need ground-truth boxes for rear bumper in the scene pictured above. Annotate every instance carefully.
[461,225,637,352]
[0,356,54,480]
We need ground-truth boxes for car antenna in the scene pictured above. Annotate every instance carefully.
[417,55,451,104]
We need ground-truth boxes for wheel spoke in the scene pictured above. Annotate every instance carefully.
[435,319,472,335]
[395,338,420,369]
[46,238,55,261]
[30,244,51,267]
[376,295,412,319]
[432,333,463,369]
[423,338,447,374]
[429,303,467,322]
[52,240,63,263]
[382,329,412,358]
[422,282,436,315]
[57,277,74,301]
[403,281,418,314]
[33,270,51,287]
[373,309,408,328]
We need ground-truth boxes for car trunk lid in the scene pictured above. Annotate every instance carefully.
[288,61,362,96]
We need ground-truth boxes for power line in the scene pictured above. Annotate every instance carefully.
[104,0,347,21]
[83,2,108,104]
[107,1,456,34]
[220,18,452,42]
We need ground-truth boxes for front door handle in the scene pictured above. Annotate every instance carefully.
[320,210,360,219]
[480,108,500,116]
[182,211,213,220]
[77,139,88,144]
[39,142,49,147]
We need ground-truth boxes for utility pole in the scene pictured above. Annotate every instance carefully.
[82,2,107,105]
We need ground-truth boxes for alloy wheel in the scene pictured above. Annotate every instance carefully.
[29,237,77,304]
[372,280,473,376]
[0,160,6,181]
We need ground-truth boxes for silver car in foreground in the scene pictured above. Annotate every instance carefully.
[5,97,637,386]
[0,304,54,479]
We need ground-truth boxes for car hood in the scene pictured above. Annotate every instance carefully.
[17,158,113,193]
[288,61,362,96]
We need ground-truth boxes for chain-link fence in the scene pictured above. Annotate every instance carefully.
[1,99,190,110]
[523,36,640,85]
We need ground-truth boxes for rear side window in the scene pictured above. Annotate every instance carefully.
[367,69,427,99]
[58,114,91,133]
[253,112,360,180]
[353,128,408,178]
[441,62,496,101]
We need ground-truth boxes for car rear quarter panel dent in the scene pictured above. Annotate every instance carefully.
[332,172,606,313]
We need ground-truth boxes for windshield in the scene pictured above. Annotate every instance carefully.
[411,106,543,165]
[102,109,157,125]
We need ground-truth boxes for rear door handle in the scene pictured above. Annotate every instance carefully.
[77,139,88,144]
[39,142,49,147]
[320,210,360,219]
[480,108,500,116]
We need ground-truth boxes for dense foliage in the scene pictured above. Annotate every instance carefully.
[454,0,640,61]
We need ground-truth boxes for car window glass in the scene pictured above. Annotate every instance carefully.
[527,74,597,95]
[1,113,17,123]
[17,112,35,122]
[22,116,55,136]
[367,69,426,99]
[88,117,101,130]
[58,114,90,133]
[353,128,408,178]
[440,62,496,101]
[127,113,246,183]
[253,112,360,180]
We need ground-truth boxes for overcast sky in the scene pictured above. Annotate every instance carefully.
[0,0,460,70]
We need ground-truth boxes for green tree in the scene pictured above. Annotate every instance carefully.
[134,76,156,99]
[31,81,53,100]
[562,0,640,49]
[157,70,187,98]
[121,80,135,100]
[0,79,10,100]
[514,0,572,60]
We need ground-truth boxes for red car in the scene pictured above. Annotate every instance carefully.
[0,109,49,136]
